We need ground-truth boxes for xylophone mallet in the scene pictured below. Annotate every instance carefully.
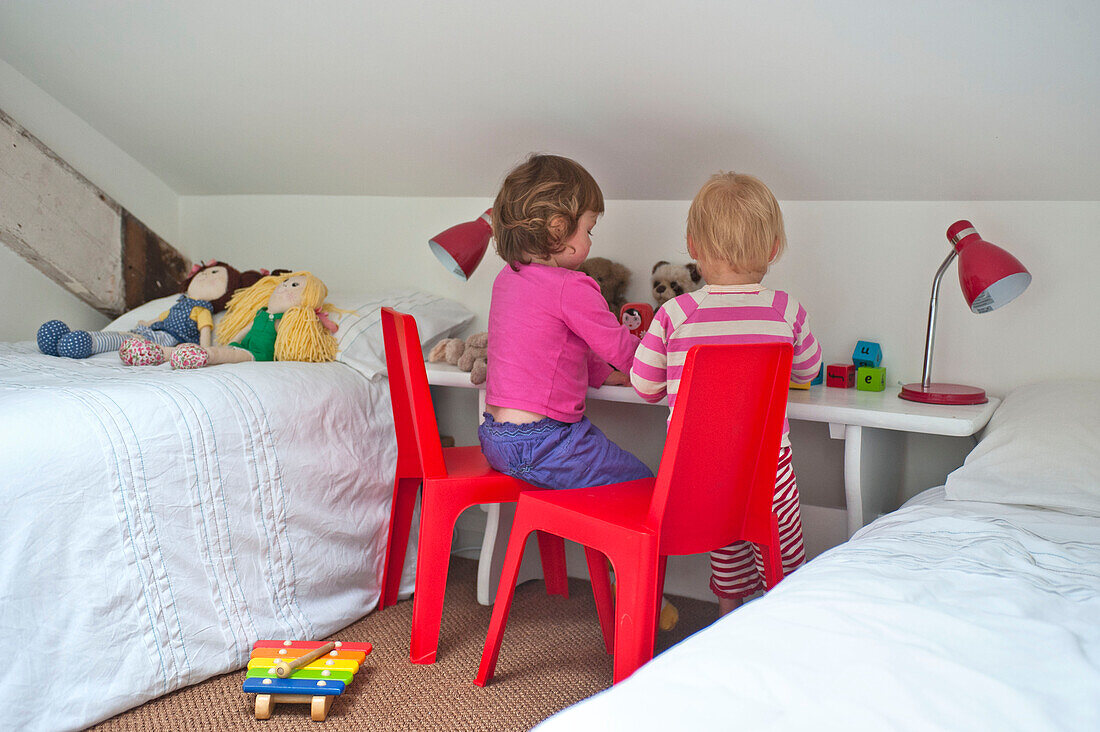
[273,642,337,678]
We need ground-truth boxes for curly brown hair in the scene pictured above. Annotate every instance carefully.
[491,154,604,270]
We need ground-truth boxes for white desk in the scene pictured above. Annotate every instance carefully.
[425,361,999,604]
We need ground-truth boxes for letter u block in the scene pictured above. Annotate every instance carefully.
[852,340,883,368]
[856,366,886,392]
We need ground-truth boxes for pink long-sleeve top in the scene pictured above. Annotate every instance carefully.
[486,263,640,423]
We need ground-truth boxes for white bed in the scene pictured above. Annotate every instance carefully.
[537,380,1100,732]
[0,290,472,732]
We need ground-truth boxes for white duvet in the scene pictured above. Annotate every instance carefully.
[538,488,1100,731]
[0,342,411,731]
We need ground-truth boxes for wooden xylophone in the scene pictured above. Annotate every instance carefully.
[243,639,373,721]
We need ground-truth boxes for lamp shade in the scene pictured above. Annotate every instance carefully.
[948,220,1031,313]
[429,209,493,281]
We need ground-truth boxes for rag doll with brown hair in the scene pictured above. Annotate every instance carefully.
[37,260,265,359]
[120,271,342,369]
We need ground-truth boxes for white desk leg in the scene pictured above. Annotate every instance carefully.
[832,423,905,538]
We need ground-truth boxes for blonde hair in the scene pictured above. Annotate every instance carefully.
[687,172,786,276]
[215,271,340,362]
[492,154,604,270]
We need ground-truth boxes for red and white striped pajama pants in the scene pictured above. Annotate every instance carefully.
[709,446,805,600]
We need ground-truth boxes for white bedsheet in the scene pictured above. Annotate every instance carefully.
[0,342,411,731]
[538,488,1100,731]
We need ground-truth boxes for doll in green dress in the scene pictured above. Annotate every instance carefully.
[120,271,341,368]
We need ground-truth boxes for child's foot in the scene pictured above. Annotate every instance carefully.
[37,320,70,356]
[170,343,208,369]
[57,330,93,359]
[119,338,166,366]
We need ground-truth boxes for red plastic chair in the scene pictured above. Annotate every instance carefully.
[475,342,793,685]
[378,307,576,664]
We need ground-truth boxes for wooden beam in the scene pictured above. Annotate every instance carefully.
[0,106,188,317]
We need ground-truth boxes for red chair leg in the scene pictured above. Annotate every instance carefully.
[608,543,660,684]
[408,489,464,664]
[761,513,785,590]
[536,530,569,598]
[474,516,535,687]
[584,547,614,654]
[379,477,419,610]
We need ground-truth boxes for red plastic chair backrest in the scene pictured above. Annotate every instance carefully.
[647,343,793,556]
[381,307,448,479]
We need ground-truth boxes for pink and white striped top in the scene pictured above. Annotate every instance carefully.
[630,284,822,446]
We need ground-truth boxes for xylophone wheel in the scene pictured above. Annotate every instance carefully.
[311,695,333,721]
[255,694,273,720]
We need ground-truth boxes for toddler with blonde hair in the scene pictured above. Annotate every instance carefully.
[631,171,822,617]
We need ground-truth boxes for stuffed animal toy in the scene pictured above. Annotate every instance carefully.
[577,256,630,313]
[651,261,704,307]
[429,331,488,385]
[119,271,342,369]
[36,260,266,359]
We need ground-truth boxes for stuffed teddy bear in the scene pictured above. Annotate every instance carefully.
[651,261,704,306]
[428,331,488,385]
[577,256,630,313]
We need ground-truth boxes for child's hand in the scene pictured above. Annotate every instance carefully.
[603,370,629,386]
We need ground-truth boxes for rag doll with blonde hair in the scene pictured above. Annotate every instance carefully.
[120,271,341,369]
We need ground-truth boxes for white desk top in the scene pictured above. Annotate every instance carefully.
[424,361,1000,438]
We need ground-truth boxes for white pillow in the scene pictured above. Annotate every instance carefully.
[327,290,475,379]
[944,380,1100,516]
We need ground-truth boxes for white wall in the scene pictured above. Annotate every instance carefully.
[0,58,181,341]
[182,195,1100,396]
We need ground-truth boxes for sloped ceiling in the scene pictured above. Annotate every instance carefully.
[0,1,1096,200]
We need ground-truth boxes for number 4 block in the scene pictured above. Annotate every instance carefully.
[826,363,856,388]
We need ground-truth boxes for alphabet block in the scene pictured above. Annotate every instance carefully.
[811,364,824,386]
[826,363,856,388]
[852,340,883,368]
[856,366,886,392]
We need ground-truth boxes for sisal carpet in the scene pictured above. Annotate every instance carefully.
[92,557,716,731]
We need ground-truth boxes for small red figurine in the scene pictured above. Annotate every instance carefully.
[619,302,654,339]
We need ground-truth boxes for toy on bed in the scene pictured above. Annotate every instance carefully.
[651,260,704,306]
[244,639,373,721]
[120,270,341,369]
[36,260,265,359]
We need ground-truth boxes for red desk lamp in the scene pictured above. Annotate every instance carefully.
[900,220,1031,405]
[428,209,493,281]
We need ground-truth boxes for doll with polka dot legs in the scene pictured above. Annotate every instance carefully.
[36,261,261,359]
[122,271,341,369]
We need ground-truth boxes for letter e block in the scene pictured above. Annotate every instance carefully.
[826,363,856,388]
[852,340,883,368]
[856,366,886,392]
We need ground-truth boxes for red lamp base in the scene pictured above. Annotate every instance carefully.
[899,382,988,405]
